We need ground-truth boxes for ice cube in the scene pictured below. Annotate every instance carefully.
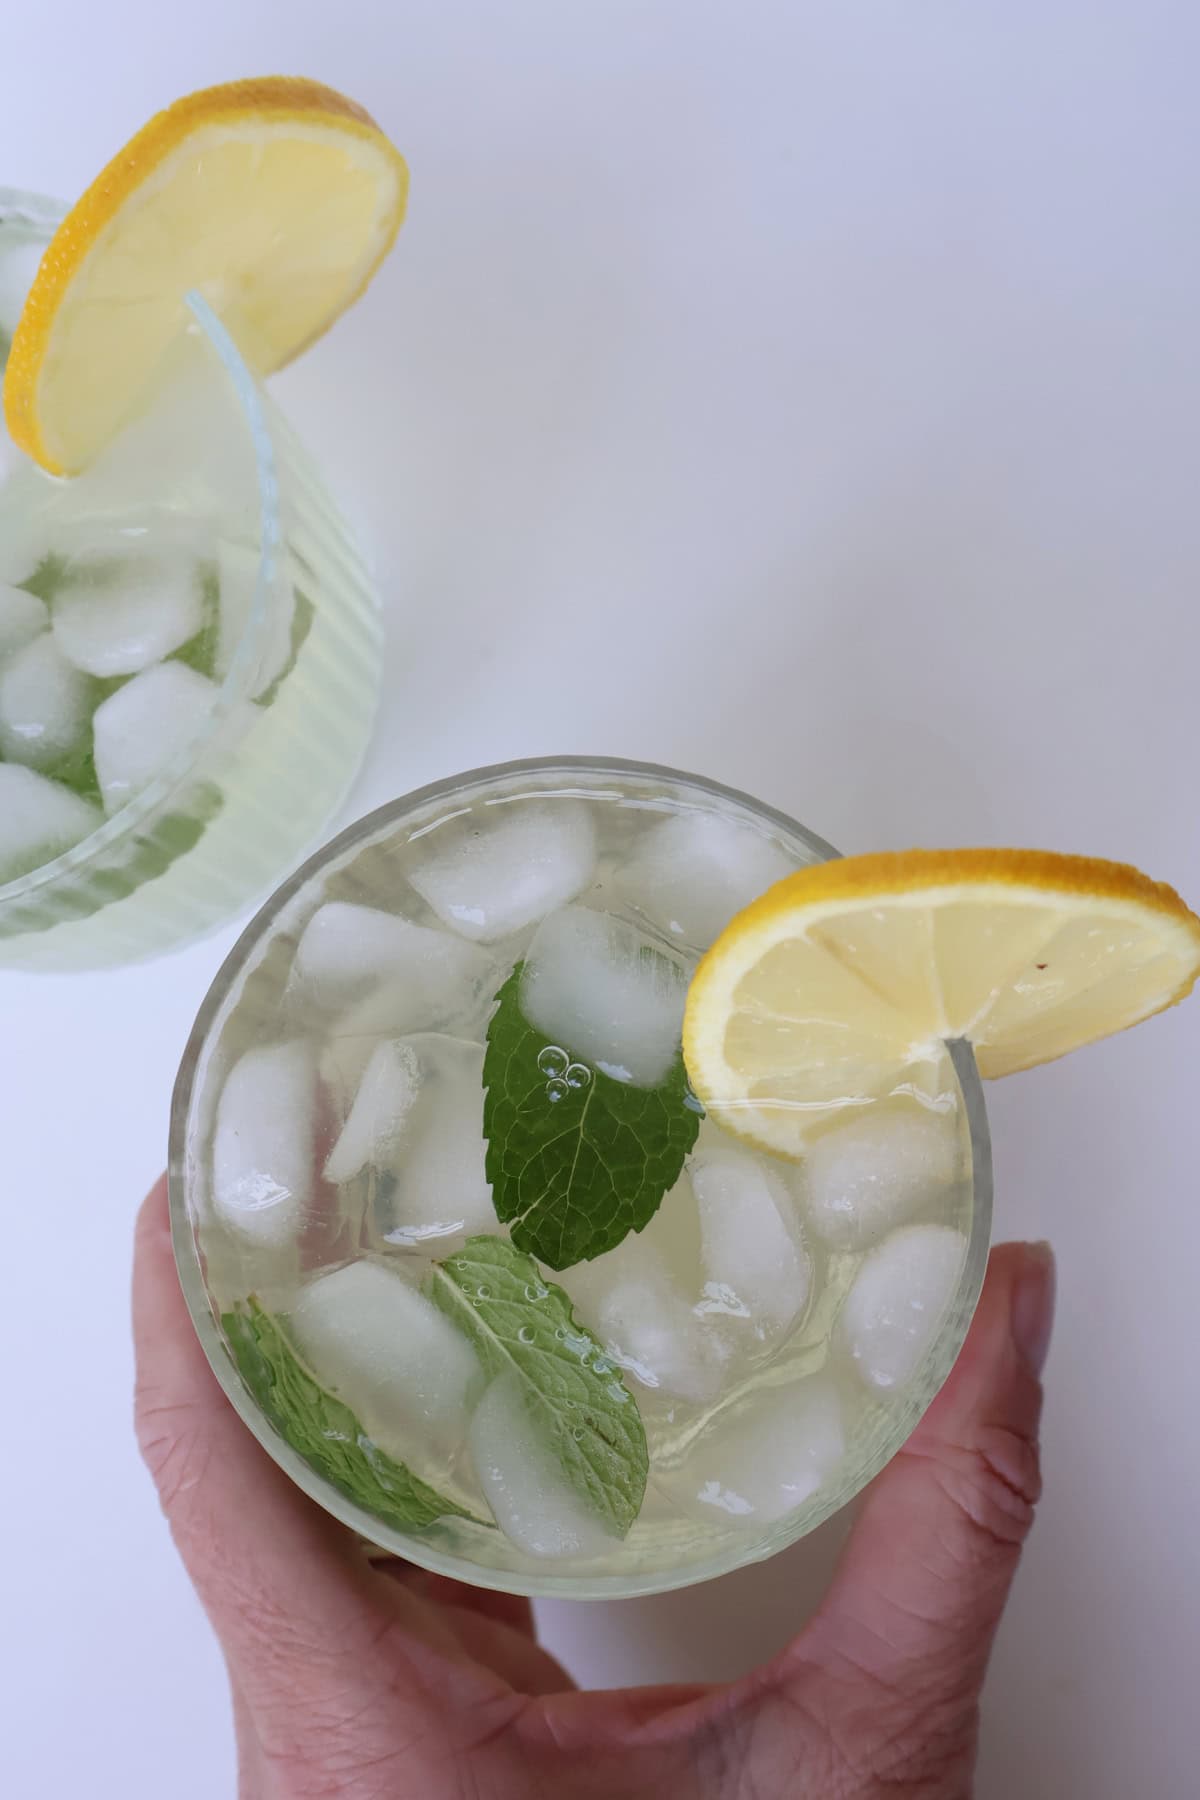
[520,905,688,1088]
[469,1372,616,1558]
[0,582,48,659]
[212,1041,317,1247]
[213,538,296,696]
[290,1260,480,1462]
[0,452,58,586]
[0,514,54,589]
[0,237,44,335]
[839,1223,967,1392]
[379,1036,497,1246]
[0,437,19,492]
[51,555,204,676]
[322,984,427,1101]
[618,811,796,949]
[91,661,219,813]
[0,764,101,882]
[674,1376,844,1523]
[408,798,596,942]
[567,1227,730,1404]
[803,1106,960,1251]
[295,900,496,1011]
[692,1148,811,1337]
[324,1039,422,1185]
[0,631,92,772]
[319,939,502,1103]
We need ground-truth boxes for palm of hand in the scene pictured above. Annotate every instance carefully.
[133,1183,1052,1800]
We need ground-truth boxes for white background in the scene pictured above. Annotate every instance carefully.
[2,4,1198,1795]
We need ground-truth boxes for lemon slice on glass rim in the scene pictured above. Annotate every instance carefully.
[683,848,1200,1158]
[3,76,408,474]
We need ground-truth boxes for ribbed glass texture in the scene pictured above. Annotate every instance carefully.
[0,190,382,970]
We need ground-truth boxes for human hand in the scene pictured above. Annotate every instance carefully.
[134,1177,1053,1799]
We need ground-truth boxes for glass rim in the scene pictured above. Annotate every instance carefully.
[0,188,285,909]
[168,755,993,1600]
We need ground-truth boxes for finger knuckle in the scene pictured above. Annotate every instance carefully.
[134,1384,212,1516]
[938,1422,1042,1558]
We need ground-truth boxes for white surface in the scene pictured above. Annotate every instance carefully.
[2,5,1199,1795]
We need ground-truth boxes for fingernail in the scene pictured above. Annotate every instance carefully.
[1012,1241,1056,1376]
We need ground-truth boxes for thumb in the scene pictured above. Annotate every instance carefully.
[133,1177,518,1786]
[802,1240,1054,1710]
[132,1177,391,1675]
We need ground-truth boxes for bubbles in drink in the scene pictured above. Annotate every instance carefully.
[521,904,688,1088]
[190,772,976,1578]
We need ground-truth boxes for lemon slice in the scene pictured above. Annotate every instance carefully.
[3,77,408,474]
[683,848,1200,1157]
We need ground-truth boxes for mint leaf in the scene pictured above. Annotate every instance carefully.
[222,1297,480,1531]
[482,962,700,1268]
[427,1237,648,1537]
[254,586,315,707]
[171,565,222,678]
[18,554,68,604]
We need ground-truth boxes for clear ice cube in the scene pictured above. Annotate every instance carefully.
[0,631,92,771]
[323,1039,422,1185]
[51,555,204,677]
[673,1376,845,1523]
[91,661,220,813]
[803,1106,960,1251]
[0,453,58,587]
[0,237,44,335]
[377,1036,497,1247]
[0,763,101,882]
[617,810,796,949]
[469,1372,616,1558]
[213,539,296,697]
[0,582,48,659]
[839,1223,967,1392]
[295,901,496,1012]
[520,905,689,1088]
[408,798,596,942]
[692,1147,811,1338]
[290,1260,480,1462]
[211,1041,317,1247]
[567,1224,730,1404]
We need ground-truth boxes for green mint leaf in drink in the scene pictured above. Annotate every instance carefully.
[16,552,68,604]
[482,947,701,1270]
[222,1297,479,1531]
[427,1236,648,1539]
[253,586,315,707]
